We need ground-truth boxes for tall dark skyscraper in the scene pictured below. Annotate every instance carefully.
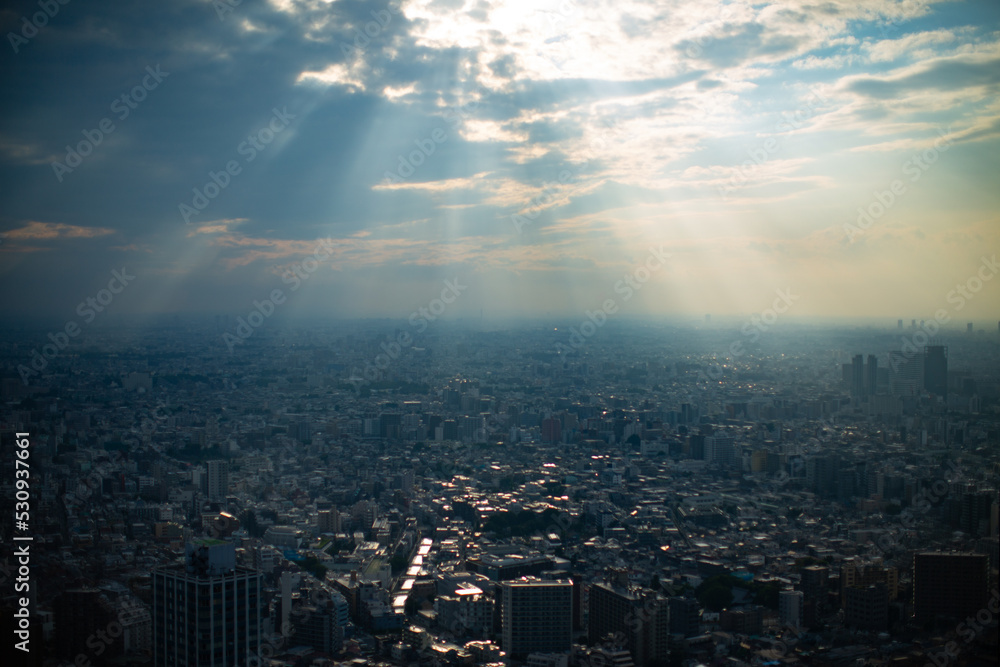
[152,540,262,666]
[500,578,572,657]
[923,346,948,398]
[588,577,670,666]
[852,354,865,398]
[207,460,229,501]
[866,354,878,396]
[669,596,701,637]
[844,584,888,631]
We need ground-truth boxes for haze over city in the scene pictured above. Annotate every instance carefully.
[1,2,1000,667]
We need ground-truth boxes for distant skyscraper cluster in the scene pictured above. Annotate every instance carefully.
[845,345,948,401]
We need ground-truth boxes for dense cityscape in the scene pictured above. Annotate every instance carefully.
[3,0,1000,665]
[1,317,997,666]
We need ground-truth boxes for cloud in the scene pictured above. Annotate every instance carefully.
[186,218,250,236]
[296,63,368,91]
[0,136,53,165]
[864,28,961,63]
[0,0,996,318]
[6,221,115,241]
[845,52,1000,99]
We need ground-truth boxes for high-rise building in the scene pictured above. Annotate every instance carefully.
[778,590,803,630]
[840,559,898,605]
[961,491,995,536]
[500,578,573,658]
[688,434,705,460]
[317,509,341,533]
[588,578,669,666]
[799,565,829,601]
[799,564,829,627]
[435,586,493,639]
[668,597,700,638]
[206,460,229,501]
[542,417,562,444]
[280,571,294,636]
[889,350,924,396]
[379,412,401,440]
[806,455,841,498]
[706,435,737,469]
[292,597,346,655]
[923,346,948,398]
[843,584,888,631]
[152,540,262,666]
[866,354,878,395]
[117,596,153,658]
[851,354,865,398]
[913,552,988,622]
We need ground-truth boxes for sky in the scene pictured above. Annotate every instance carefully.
[1,0,998,325]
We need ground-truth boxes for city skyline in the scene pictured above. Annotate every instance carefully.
[2,319,997,666]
